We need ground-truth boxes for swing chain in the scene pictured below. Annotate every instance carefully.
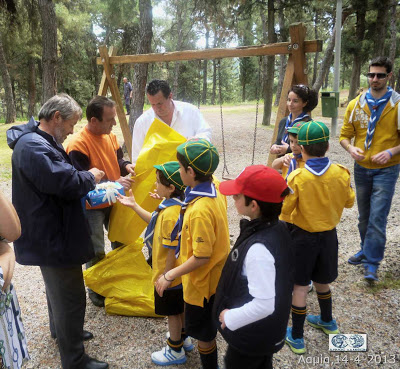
[217,59,230,178]
[251,56,262,165]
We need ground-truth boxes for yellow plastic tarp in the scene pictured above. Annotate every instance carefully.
[83,239,160,317]
[108,118,186,244]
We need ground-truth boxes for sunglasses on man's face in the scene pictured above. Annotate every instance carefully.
[366,72,388,79]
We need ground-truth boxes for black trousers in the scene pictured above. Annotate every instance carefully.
[224,345,273,369]
[41,265,89,369]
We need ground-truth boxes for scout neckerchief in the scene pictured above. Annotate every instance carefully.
[305,157,331,176]
[364,87,393,150]
[283,112,309,144]
[143,197,184,255]
[286,153,302,180]
[171,181,217,258]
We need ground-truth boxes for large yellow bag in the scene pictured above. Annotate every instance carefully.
[108,118,186,244]
[83,239,160,317]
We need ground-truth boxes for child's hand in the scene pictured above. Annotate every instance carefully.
[155,273,172,297]
[219,309,230,329]
[149,191,162,200]
[282,154,292,168]
[117,189,137,208]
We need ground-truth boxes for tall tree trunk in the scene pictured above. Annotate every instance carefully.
[348,2,367,101]
[202,22,209,105]
[388,0,397,88]
[0,33,16,123]
[129,0,153,133]
[261,0,276,126]
[312,9,319,86]
[38,0,58,102]
[313,26,335,93]
[274,0,287,107]
[173,3,184,98]
[373,0,391,58]
[211,25,218,105]
[27,56,36,118]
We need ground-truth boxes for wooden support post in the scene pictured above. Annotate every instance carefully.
[98,46,117,96]
[98,45,132,160]
[267,23,309,166]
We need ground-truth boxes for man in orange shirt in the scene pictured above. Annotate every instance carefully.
[67,96,135,307]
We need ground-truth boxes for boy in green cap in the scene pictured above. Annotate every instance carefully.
[155,138,230,369]
[281,121,355,355]
[117,161,193,366]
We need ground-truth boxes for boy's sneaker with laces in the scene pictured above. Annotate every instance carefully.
[285,327,305,354]
[306,314,339,335]
[165,332,194,352]
[364,264,378,282]
[348,250,366,265]
[151,346,186,366]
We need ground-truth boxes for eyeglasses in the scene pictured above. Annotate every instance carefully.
[366,73,388,79]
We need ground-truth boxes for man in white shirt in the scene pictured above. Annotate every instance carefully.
[131,79,212,165]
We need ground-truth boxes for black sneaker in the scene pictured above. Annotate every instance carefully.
[348,250,366,265]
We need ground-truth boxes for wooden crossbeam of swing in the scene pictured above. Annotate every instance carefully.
[96,40,322,65]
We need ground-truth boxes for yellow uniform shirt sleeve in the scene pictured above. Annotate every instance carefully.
[189,215,215,258]
[339,99,358,142]
[162,218,179,249]
[281,170,300,219]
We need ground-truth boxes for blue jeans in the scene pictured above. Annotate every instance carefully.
[354,163,400,266]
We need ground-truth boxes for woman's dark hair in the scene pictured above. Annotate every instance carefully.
[244,187,291,221]
[301,142,329,157]
[289,85,318,112]
[156,169,184,199]
[176,152,213,182]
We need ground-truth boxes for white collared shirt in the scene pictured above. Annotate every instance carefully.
[131,100,212,165]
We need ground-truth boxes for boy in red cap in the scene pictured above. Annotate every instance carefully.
[281,121,355,355]
[155,138,230,369]
[213,165,294,369]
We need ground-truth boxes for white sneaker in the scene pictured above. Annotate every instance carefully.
[165,331,194,352]
[151,345,186,366]
[308,281,313,293]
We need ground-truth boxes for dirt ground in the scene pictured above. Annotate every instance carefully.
[3,103,400,369]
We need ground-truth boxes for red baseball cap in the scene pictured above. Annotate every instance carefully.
[219,165,289,203]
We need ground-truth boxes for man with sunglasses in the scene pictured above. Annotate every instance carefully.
[340,56,400,282]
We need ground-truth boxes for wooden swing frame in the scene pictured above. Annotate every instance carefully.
[96,22,322,165]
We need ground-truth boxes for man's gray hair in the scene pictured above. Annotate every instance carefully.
[38,93,82,121]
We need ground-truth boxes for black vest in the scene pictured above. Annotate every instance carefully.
[213,218,294,356]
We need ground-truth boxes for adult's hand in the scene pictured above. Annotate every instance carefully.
[0,242,15,292]
[89,168,105,183]
[371,150,391,165]
[348,146,365,161]
[117,176,134,191]
[125,164,136,176]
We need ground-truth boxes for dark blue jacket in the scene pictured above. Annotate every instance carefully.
[213,218,294,356]
[7,118,96,267]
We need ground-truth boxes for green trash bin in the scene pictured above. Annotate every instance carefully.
[321,91,339,118]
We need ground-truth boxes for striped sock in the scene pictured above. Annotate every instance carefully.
[291,305,307,339]
[167,337,183,353]
[198,343,218,369]
[317,290,333,322]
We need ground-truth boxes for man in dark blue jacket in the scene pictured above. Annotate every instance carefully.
[7,94,109,369]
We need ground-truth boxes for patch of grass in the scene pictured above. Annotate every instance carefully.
[0,122,20,182]
[356,272,400,293]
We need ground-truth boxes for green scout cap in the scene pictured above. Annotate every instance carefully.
[154,161,185,190]
[287,121,306,135]
[297,121,330,145]
[177,138,219,176]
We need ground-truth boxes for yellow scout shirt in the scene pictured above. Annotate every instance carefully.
[151,204,182,288]
[340,92,400,169]
[180,190,230,307]
[281,163,355,232]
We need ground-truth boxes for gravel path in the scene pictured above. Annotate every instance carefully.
[2,105,400,369]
